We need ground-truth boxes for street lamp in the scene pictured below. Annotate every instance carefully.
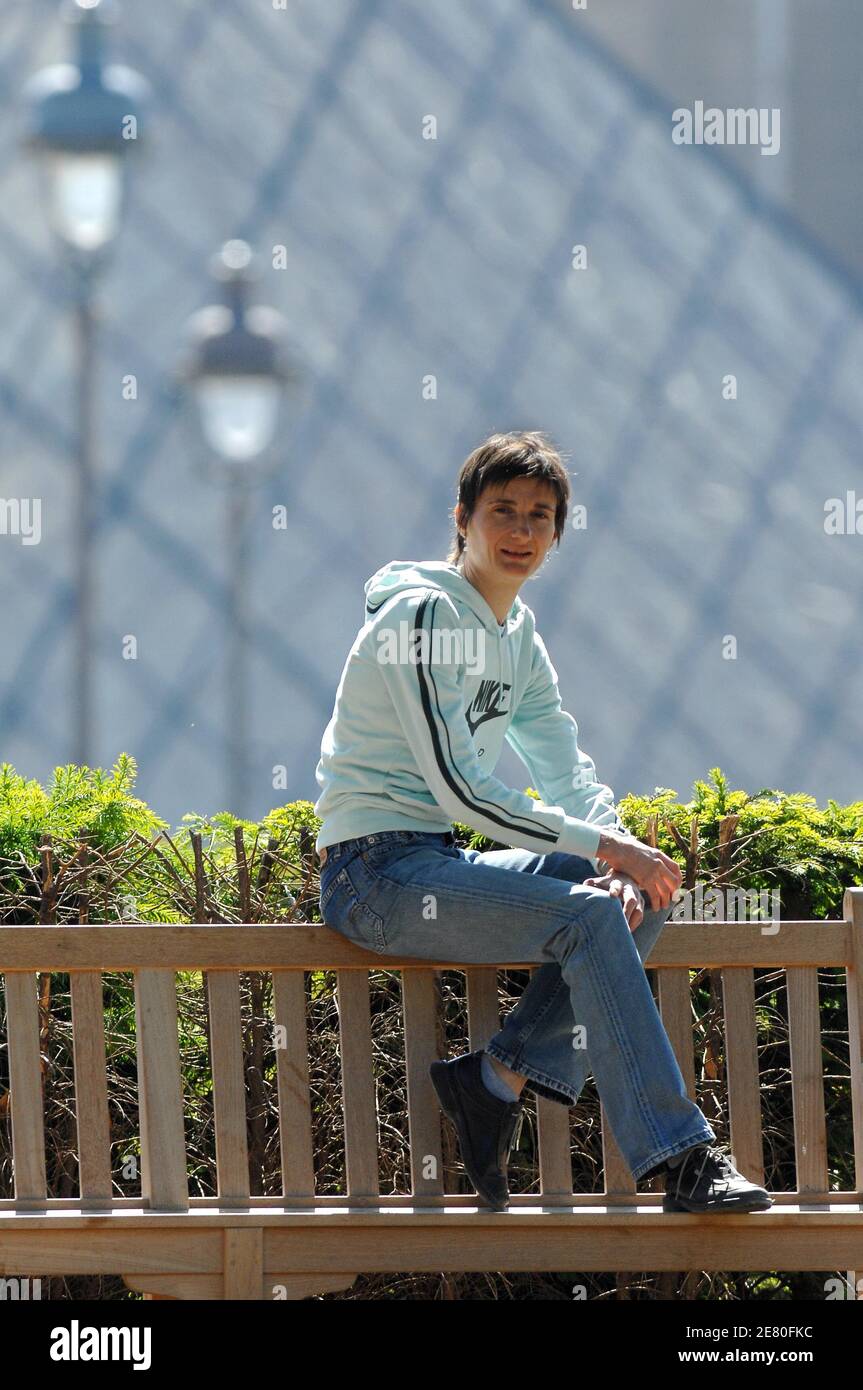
[22,0,150,766]
[181,240,301,817]
[184,241,293,467]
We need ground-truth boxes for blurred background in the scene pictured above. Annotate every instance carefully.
[0,0,860,828]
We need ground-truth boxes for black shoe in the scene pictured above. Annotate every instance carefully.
[430,1051,525,1211]
[662,1143,773,1213]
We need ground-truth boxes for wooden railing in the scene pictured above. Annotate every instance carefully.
[0,888,860,1298]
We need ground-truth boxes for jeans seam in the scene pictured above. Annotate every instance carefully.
[368,869,605,921]
[575,899,668,1160]
[507,973,569,1053]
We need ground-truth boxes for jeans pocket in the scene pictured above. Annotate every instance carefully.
[344,897,388,954]
[321,866,388,954]
[320,866,350,914]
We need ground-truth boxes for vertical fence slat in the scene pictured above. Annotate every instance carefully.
[844,888,863,1195]
[402,969,443,1197]
[786,966,829,1194]
[4,973,46,1202]
[206,972,249,1203]
[69,971,112,1201]
[536,1098,573,1198]
[134,969,188,1211]
[721,967,765,1185]
[272,969,315,1200]
[465,968,500,1053]
[657,967,697,1098]
[336,970,379,1197]
[601,1102,635,1195]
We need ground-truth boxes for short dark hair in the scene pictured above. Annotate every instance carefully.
[445,430,571,566]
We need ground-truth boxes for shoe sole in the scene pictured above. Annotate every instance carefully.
[663,1193,774,1213]
[429,1060,509,1211]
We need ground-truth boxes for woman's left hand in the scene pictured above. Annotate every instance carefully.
[582,871,645,932]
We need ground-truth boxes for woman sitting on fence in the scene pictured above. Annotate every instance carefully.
[314,429,771,1215]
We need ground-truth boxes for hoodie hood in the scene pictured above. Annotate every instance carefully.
[364,560,524,635]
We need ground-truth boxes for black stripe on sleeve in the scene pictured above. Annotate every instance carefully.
[413,592,559,846]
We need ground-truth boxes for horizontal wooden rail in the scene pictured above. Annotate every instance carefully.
[0,920,852,970]
[0,1190,858,1212]
[1,1210,861,1283]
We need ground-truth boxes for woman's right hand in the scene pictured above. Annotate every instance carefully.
[595,830,683,911]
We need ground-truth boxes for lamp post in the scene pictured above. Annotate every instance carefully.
[181,240,298,818]
[22,0,150,767]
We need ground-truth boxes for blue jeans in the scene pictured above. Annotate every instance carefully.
[318,829,716,1182]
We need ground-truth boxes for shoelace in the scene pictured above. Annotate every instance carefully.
[512,1105,525,1152]
[671,1144,735,1199]
[502,1102,525,1157]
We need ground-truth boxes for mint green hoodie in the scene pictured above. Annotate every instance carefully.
[313,560,629,870]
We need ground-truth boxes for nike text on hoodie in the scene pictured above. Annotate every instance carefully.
[314,560,631,871]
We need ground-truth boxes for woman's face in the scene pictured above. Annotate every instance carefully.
[457,477,559,586]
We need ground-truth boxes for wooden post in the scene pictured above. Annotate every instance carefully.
[842,887,863,1195]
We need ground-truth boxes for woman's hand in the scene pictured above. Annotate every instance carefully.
[583,870,645,932]
[594,830,683,910]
